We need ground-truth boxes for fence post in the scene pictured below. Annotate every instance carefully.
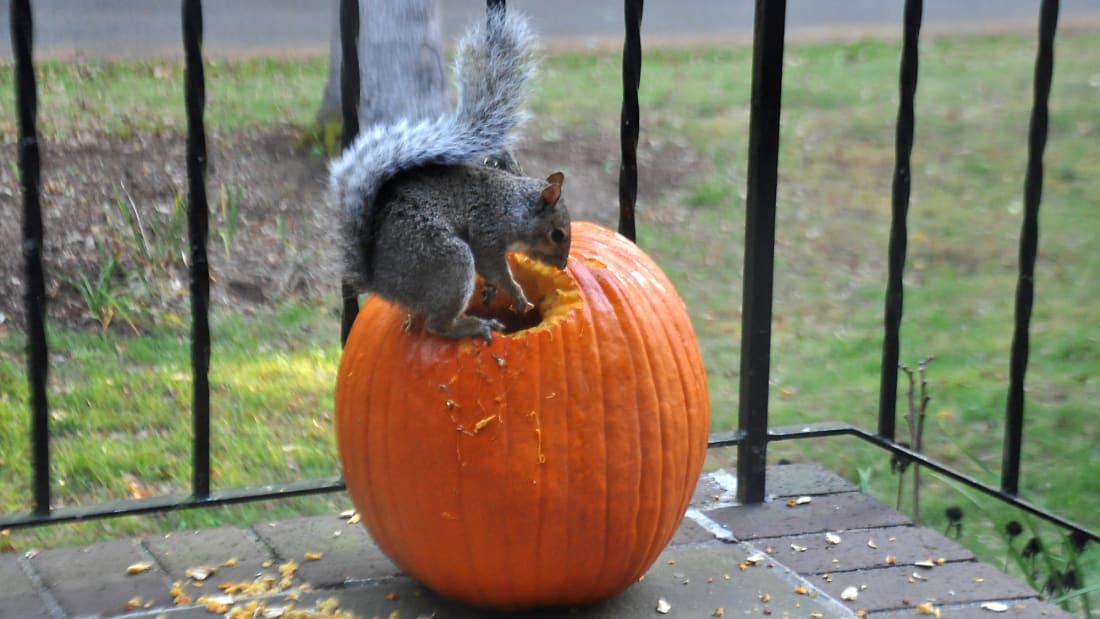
[11,0,51,516]
[338,0,362,345]
[618,0,643,242]
[736,0,786,504]
[1003,0,1059,496]
[182,0,212,499]
[878,0,923,442]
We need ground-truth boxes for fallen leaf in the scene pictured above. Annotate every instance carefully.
[794,585,809,595]
[713,608,725,617]
[791,543,808,552]
[914,559,936,568]
[304,552,323,561]
[867,539,878,549]
[841,586,859,601]
[981,602,1009,613]
[787,496,813,507]
[825,532,842,545]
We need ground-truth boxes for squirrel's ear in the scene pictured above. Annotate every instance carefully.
[541,182,562,206]
[546,171,565,187]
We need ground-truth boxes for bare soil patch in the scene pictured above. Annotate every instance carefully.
[0,127,692,331]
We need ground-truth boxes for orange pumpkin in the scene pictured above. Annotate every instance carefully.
[335,221,709,610]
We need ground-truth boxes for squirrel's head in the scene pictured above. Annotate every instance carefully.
[525,172,571,270]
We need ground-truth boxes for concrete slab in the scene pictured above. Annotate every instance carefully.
[909,600,1074,618]
[121,542,856,619]
[754,525,975,575]
[668,516,718,547]
[708,492,912,540]
[141,526,276,592]
[0,555,54,619]
[761,463,858,498]
[815,561,1039,614]
[30,538,175,618]
[251,514,401,587]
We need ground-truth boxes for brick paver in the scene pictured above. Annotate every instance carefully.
[29,538,174,617]
[0,554,54,619]
[251,514,401,587]
[141,526,275,591]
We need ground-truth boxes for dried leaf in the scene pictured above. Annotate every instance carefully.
[914,559,936,568]
[304,552,323,561]
[867,539,878,549]
[825,532,842,545]
[712,608,725,617]
[656,597,672,614]
[841,586,859,601]
[787,496,813,507]
[981,602,1009,613]
[794,585,809,595]
[791,543,808,552]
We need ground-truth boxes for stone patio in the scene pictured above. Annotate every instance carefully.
[0,464,1070,619]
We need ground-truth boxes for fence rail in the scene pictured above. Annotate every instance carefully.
[3,0,1096,547]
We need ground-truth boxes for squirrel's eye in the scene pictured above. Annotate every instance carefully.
[551,228,566,243]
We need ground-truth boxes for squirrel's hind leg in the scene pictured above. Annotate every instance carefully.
[419,244,503,343]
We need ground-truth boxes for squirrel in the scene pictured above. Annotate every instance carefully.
[328,6,570,343]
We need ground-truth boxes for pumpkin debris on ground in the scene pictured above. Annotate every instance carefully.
[158,556,365,619]
[126,561,153,574]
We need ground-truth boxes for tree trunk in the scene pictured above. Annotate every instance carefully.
[317,0,449,127]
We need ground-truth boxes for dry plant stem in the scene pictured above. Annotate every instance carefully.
[900,356,935,525]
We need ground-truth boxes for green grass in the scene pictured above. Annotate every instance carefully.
[2,31,1098,609]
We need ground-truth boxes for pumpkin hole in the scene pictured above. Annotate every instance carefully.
[468,253,581,335]
[467,303,544,334]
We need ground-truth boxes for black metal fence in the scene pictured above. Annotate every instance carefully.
[3,0,1096,547]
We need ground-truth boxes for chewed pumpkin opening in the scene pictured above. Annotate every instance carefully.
[466,253,581,335]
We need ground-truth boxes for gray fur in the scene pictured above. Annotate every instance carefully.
[328,7,570,342]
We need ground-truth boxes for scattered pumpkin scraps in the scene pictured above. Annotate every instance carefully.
[158,555,366,619]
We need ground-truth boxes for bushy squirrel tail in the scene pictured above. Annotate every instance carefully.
[329,6,535,291]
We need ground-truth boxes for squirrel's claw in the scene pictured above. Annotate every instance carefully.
[482,283,498,308]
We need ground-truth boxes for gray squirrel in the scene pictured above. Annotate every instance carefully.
[328,6,570,343]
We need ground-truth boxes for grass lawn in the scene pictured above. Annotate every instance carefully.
[2,31,1098,608]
